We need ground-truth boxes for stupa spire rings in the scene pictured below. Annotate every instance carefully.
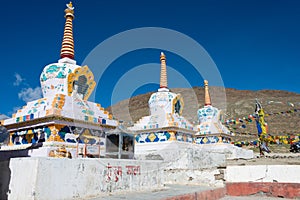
[204,80,212,106]
[60,2,75,60]
[160,52,168,89]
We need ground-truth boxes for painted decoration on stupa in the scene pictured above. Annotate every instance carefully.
[130,52,194,132]
[195,80,232,144]
[130,53,195,145]
[3,2,117,147]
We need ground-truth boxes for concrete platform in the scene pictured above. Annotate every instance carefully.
[90,185,292,200]
[90,185,225,200]
[1,152,299,199]
[91,184,297,200]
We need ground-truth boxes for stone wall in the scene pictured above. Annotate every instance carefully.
[135,141,253,162]
[135,141,253,187]
[225,165,300,198]
[2,152,299,199]
[4,157,163,200]
[225,165,300,183]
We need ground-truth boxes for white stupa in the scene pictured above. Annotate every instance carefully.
[195,80,232,144]
[130,52,195,149]
[2,2,117,156]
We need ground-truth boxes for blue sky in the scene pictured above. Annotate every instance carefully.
[0,0,300,116]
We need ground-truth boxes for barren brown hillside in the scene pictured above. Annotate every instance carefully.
[107,87,300,138]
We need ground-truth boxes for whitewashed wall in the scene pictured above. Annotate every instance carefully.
[225,165,300,183]
[7,158,163,200]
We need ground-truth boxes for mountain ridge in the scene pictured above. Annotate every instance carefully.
[107,87,300,137]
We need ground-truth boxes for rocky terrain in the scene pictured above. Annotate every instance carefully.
[107,87,300,141]
[1,88,300,144]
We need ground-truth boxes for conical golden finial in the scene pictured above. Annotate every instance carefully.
[68,2,73,8]
[160,52,168,88]
[60,2,75,59]
[65,2,74,18]
[204,80,211,106]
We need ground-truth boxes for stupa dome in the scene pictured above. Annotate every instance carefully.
[40,62,78,97]
[148,91,183,116]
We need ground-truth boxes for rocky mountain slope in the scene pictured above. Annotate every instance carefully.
[107,87,300,137]
[1,88,299,144]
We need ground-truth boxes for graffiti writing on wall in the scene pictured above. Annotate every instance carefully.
[125,165,141,175]
[104,164,141,183]
[105,164,122,183]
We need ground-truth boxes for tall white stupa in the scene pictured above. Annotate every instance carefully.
[130,52,195,153]
[2,2,117,156]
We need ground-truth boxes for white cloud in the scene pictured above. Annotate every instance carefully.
[13,73,42,103]
[7,106,22,117]
[13,73,25,86]
[18,87,42,102]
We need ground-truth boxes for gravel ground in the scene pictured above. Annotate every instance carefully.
[227,153,300,166]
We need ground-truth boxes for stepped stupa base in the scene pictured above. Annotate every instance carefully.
[195,133,232,144]
[135,140,253,161]
[0,141,103,158]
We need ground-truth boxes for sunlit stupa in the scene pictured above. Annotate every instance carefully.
[195,80,233,144]
[2,2,117,156]
[130,52,195,153]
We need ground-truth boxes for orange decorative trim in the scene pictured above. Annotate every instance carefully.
[60,2,75,59]
[204,80,212,106]
[160,52,168,88]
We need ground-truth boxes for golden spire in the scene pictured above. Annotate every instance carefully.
[60,2,75,59]
[204,80,212,106]
[160,52,168,88]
